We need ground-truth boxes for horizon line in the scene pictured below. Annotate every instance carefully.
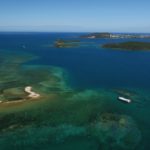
[0,31,150,34]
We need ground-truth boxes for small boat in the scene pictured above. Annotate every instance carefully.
[118,96,131,103]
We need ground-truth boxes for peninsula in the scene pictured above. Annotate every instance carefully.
[102,41,150,50]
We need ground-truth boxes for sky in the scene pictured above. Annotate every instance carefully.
[0,0,150,32]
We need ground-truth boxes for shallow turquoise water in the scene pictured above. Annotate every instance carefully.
[0,32,150,150]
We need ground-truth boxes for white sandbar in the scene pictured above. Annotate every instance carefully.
[25,86,40,99]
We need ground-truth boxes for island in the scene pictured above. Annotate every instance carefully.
[80,32,150,39]
[80,32,111,38]
[54,39,80,48]
[102,41,150,50]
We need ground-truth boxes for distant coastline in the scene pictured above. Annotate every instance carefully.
[80,32,150,39]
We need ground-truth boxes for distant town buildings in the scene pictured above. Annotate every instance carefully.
[81,32,150,39]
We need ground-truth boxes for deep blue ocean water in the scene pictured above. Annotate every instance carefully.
[1,32,150,89]
[0,32,150,150]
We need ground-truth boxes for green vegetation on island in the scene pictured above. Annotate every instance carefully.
[54,39,80,48]
[80,32,111,38]
[102,41,150,50]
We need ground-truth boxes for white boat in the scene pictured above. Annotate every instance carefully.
[118,96,131,103]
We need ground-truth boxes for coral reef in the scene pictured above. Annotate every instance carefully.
[0,50,142,150]
[91,113,141,150]
[0,51,69,105]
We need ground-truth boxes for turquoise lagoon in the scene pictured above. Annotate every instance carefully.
[0,32,150,150]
